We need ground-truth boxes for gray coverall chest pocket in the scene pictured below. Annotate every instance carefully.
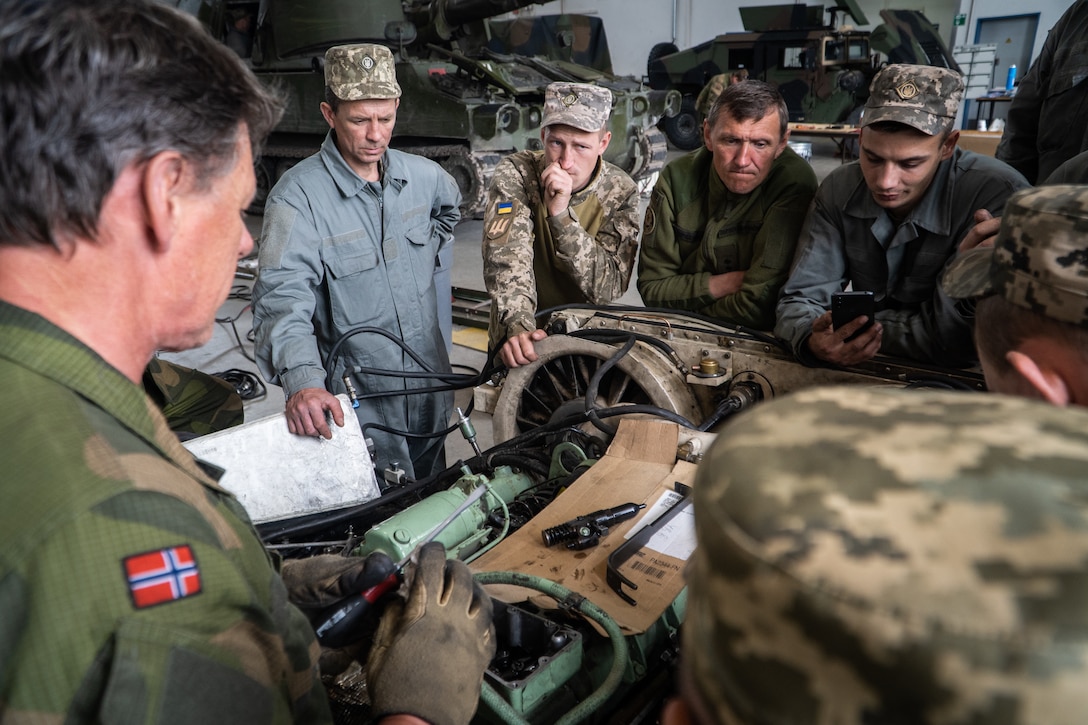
[322,242,388,327]
[404,224,440,294]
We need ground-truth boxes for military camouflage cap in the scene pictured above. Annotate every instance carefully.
[685,386,1088,725]
[943,185,1088,328]
[861,63,963,135]
[542,82,612,132]
[324,44,401,101]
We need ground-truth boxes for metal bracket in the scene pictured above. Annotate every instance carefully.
[606,482,692,606]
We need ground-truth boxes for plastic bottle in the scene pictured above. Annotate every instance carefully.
[1006,64,1017,93]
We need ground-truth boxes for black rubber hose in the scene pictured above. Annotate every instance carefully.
[584,337,636,436]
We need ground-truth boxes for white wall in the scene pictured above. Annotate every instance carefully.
[504,0,1072,80]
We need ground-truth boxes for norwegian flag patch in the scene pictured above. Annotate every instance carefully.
[123,545,202,609]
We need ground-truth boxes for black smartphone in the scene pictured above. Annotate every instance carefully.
[831,291,875,341]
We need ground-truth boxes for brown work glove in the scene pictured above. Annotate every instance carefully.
[280,552,398,676]
[367,543,495,725]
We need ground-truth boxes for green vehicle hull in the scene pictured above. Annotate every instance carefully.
[168,0,679,215]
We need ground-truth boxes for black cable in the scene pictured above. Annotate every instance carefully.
[584,337,636,436]
[211,368,267,401]
[533,302,789,351]
[324,325,500,402]
[215,302,257,363]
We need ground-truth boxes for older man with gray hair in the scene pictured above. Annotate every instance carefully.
[253,43,461,482]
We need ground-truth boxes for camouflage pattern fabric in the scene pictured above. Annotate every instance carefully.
[695,71,749,118]
[325,43,401,101]
[685,385,1088,725]
[482,150,640,347]
[0,300,330,722]
[542,82,612,131]
[942,185,1088,328]
[862,63,964,136]
[143,356,243,438]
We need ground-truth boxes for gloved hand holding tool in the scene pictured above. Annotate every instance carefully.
[280,550,398,675]
[367,541,496,725]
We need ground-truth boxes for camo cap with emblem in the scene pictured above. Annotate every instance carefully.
[942,185,1088,327]
[542,82,612,132]
[684,385,1088,725]
[861,63,964,136]
[324,43,401,101]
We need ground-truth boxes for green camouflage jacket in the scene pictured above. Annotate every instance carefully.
[0,301,330,724]
[482,150,641,348]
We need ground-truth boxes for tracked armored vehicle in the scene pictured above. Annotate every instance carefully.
[647,1,959,149]
[171,0,679,216]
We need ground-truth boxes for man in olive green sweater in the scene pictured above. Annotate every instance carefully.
[638,80,817,330]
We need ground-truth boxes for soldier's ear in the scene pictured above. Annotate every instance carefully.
[1007,350,1071,406]
[940,129,960,160]
[320,102,336,129]
[141,150,189,255]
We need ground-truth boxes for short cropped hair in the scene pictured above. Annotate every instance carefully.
[705,80,788,141]
[975,294,1088,375]
[0,0,283,250]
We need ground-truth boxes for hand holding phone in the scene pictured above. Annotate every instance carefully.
[831,291,875,342]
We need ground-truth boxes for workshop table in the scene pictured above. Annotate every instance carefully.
[788,123,859,163]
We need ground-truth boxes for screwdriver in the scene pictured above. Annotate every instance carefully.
[314,483,489,647]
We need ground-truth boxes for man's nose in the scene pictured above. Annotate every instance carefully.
[239,226,255,258]
[875,163,898,189]
[734,142,753,166]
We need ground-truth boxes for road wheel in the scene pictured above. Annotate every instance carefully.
[440,148,492,219]
[491,335,698,443]
[660,96,703,151]
[646,42,679,90]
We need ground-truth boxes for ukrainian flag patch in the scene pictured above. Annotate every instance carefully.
[497,201,513,215]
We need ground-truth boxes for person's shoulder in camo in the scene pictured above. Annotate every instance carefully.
[674,385,1088,725]
[941,185,1088,405]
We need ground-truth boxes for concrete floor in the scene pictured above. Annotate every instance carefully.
[161,138,846,464]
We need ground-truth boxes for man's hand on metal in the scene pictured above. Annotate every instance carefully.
[285,387,345,439]
[958,208,1001,253]
[541,161,574,217]
[367,543,495,725]
[806,310,883,367]
[500,329,548,368]
[280,552,398,675]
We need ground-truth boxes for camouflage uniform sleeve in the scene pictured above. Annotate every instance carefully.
[482,155,541,341]
[547,166,640,305]
[3,487,329,723]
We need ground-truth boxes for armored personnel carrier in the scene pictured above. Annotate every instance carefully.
[170,0,679,216]
[647,1,958,149]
